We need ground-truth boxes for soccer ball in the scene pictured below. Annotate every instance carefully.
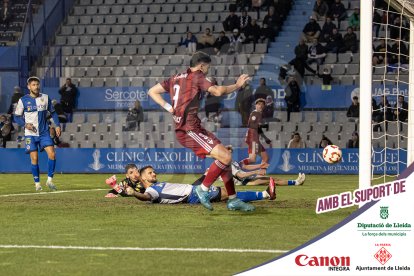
[323,145,342,164]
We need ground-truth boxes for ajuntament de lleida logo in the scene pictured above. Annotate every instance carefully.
[380,206,389,219]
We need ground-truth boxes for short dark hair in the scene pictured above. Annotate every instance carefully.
[139,165,154,175]
[124,163,138,173]
[190,51,211,67]
[255,98,266,105]
[27,76,40,84]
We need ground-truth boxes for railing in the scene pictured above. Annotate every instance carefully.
[18,0,74,87]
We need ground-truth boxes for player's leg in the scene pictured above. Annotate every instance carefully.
[43,146,57,191]
[220,186,271,202]
[29,151,42,191]
[260,147,269,164]
[241,141,258,165]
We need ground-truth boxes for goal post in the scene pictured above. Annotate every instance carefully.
[360,0,414,190]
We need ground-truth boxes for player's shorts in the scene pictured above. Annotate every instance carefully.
[24,134,54,154]
[187,185,221,204]
[176,128,221,158]
[246,140,266,155]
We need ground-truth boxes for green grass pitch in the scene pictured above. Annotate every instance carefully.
[0,173,359,275]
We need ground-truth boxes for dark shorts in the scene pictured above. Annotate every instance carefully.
[24,134,54,154]
[246,139,265,155]
[176,128,221,158]
[187,185,222,204]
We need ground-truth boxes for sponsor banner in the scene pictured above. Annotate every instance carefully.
[0,148,406,174]
[42,84,408,110]
[238,165,414,275]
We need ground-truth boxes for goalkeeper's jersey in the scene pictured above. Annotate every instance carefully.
[108,177,144,196]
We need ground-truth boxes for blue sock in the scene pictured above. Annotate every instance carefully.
[31,164,40,183]
[48,159,56,178]
[236,191,263,202]
[288,180,296,186]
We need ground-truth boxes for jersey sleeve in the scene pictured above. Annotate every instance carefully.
[14,98,24,116]
[198,73,214,92]
[248,111,260,129]
[145,187,159,201]
[160,77,171,92]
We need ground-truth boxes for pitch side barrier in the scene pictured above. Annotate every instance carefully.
[38,85,407,111]
[0,148,406,174]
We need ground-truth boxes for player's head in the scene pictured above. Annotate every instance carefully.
[125,163,140,183]
[27,76,40,97]
[255,98,265,111]
[190,51,211,75]
[292,132,301,141]
[139,165,157,184]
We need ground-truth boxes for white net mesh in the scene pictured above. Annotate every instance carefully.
[371,0,412,182]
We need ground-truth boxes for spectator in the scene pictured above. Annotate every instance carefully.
[329,0,347,30]
[373,10,382,38]
[346,131,359,148]
[0,114,12,148]
[228,28,245,54]
[205,78,221,121]
[318,66,333,85]
[393,95,408,122]
[51,99,67,124]
[348,8,360,30]
[49,126,70,148]
[320,17,336,43]
[289,39,317,78]
[178,32,197,54]
[313,0,329,20]
[284,77,301,122]
[0,1,12,25]
[198,28,215,52]
[302,16,321,42]
[255,78,273,101]
[59,78,78,123]
[262,6,281,41]
[339,27,358,53]
[346,96,359,122]
[325,27,343,53]
[243,19,262,44]
[213,31,230,55]
[372,39,389,66]
[376,96,393,124]
[263,95,275,122]
[239,10,251,32]
[125,100,144,131]
[288,132,306,148]
[388,41,408,68]
[7,86,24,114]
[390,16,404,40]
[235,81,254,126]
[307,39,327,70]
[319,134,333,148]
[223,11,239,32]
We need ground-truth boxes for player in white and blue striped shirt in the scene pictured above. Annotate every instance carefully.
[123,166,275,206]
[14,76,61,191]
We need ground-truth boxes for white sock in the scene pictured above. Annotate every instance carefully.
[228,194,236,200]
[47,177,53,182]
[35,182,40,186]
[200,184,209,192]
[262,191,270,199]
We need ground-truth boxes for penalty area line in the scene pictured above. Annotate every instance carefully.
[0,245,288,254]
[0,189,107,198]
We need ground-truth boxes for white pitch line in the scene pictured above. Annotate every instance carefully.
[0,244,287,254]
[0,189,107,198]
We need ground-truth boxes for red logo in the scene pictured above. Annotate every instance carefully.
[374,247,392,265]
[295,255,350,266]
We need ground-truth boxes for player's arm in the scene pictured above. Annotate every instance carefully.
[47,98,62,137]
[126,187,152,201]
[148,83,173,113]
[241,163,267,170]
[235,168,266,179]
[13,98,26,127]
[207,74,250,96]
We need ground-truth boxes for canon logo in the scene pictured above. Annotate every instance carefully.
[295,254,350,267]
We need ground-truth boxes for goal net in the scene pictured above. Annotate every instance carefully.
[369,0,414,183]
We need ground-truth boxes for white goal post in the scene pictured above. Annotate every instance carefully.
[360,0,414,190]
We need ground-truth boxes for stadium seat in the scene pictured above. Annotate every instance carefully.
[106,56,118,66]
[99,67,112,77]
[105,78,118,87]
[319,111,333,123]
[92,78,105,87]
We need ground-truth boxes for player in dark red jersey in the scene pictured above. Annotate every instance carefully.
[148,51,254,212]
[241,98,272,166]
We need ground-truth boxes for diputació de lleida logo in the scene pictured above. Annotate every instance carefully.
[380,206,389,220]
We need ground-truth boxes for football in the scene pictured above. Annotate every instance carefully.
[323,145,342,164]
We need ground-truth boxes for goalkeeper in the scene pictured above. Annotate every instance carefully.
[105,163,145,198]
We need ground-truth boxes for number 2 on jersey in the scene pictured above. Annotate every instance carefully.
[173,84,180,109]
